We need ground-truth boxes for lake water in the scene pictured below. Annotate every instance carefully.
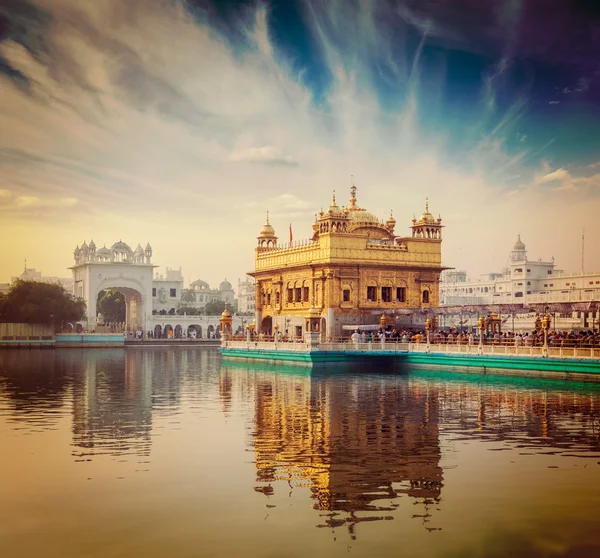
[1,348,600,558]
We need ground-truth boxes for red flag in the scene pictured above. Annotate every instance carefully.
[289,223,293,243]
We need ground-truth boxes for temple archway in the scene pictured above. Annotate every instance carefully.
[154,324,162,338]
[164,324,173,338]
[174,324,183,338]
[207,324,215,338]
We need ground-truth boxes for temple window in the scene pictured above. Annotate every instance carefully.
[343,289,350,302]
[275,291,280,305]
[303,287,309,302]
[422,290,430,304]
[381,287,392,302]
[267,293,271,305]
[295,287,302,302]
[287,289,293,303]
[170,288,177,297]
[367,286,376,302]
[396,287,406,302]
[152,288,156,297]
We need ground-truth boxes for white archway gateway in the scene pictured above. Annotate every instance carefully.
[71,240,155,331]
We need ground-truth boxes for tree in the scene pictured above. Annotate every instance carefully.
[0,280,85,328]
[97,290,126,323]
[204,300,235,316]
[180,289,197,305]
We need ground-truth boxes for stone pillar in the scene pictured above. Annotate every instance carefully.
[304,331,321,352]
[326,308,334,341]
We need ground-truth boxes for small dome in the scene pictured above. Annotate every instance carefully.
[417,199,436,225]
[513,235,526,250]
[259,222,275,236]
[81,241,88,250]
[221,309,232,318]
[190,279,210,290]
[145,242,152,252]
[135,244,144,255]
[74,245,81,255]
[386,211,396,226]
[111,240,132,252]
[219,279,232,291]
[89,239,96,250]
[97,246,110,256]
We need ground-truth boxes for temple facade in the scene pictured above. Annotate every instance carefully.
[250,185,446,339]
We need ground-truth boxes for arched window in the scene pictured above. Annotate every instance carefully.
[422,290,430,304]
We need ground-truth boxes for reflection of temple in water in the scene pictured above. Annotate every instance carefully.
[247,371,443,535]
[71,350,153,457]
[70,347,223,458]
[229,365,600,536]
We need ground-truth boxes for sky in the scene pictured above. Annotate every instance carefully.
[1,0,600,288]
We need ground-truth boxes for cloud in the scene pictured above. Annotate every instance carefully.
[229,146,298,166]
[0,0,599,285]
[534,168,570,184]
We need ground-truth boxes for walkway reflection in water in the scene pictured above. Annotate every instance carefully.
[0,349,599,557]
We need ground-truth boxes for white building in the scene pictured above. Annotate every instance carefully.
[69,240,240,335]
[237,275,256,314]
[440,236,600,330]
[11,267,73,293]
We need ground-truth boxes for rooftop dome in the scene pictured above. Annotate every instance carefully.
[219,279,233,291]
[97,246,111,256]
[513,235,526,251]
[190,279,210,290]
[348,209,379,224]
[111,240,132,252]
[134,244,144,255]
[418,199,436,225]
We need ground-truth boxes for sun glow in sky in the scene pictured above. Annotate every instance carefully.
[1,0,600,286]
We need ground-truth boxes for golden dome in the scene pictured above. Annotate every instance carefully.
[258,212,276,238]
[386,210,396,226]
[348,209,379,224]
[418,198,435,224]
[221,309,232,318]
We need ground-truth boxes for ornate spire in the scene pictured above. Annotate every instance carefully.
[425,198,429,212]
[349,182,357,209]
[266,210,270,225]
[332,190,336,204]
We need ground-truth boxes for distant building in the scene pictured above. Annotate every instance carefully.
[237,275,256,314]
[440,236,600,331]
[440,235,600,306]
[11,267,73,293]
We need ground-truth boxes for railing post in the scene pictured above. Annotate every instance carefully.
[477,316,484,355]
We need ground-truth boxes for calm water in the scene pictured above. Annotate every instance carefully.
[1,349,600,558]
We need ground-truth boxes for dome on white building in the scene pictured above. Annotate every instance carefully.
[191,279,210,291]
[219,279,233,291]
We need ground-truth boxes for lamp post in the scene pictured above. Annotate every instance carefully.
[274,322,279,348]
[425,316,431,354]
[542,313,550,358]
[478,315,485,355]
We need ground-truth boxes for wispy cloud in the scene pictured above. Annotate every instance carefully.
[0,0,598,284]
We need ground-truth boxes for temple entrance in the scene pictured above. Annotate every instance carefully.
[154,325,162,338]
[164,324,173,338]
[95,288,140,332]
[207,324,215,338]
[261,316,272,335]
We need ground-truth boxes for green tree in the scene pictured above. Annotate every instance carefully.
[180,289,197,305]
[204,300,235,316]
[0,280,85,328]
[97,290,126,323]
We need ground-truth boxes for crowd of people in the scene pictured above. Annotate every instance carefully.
[346,328,600,347]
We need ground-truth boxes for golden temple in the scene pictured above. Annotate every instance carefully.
[250,184,447,339]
